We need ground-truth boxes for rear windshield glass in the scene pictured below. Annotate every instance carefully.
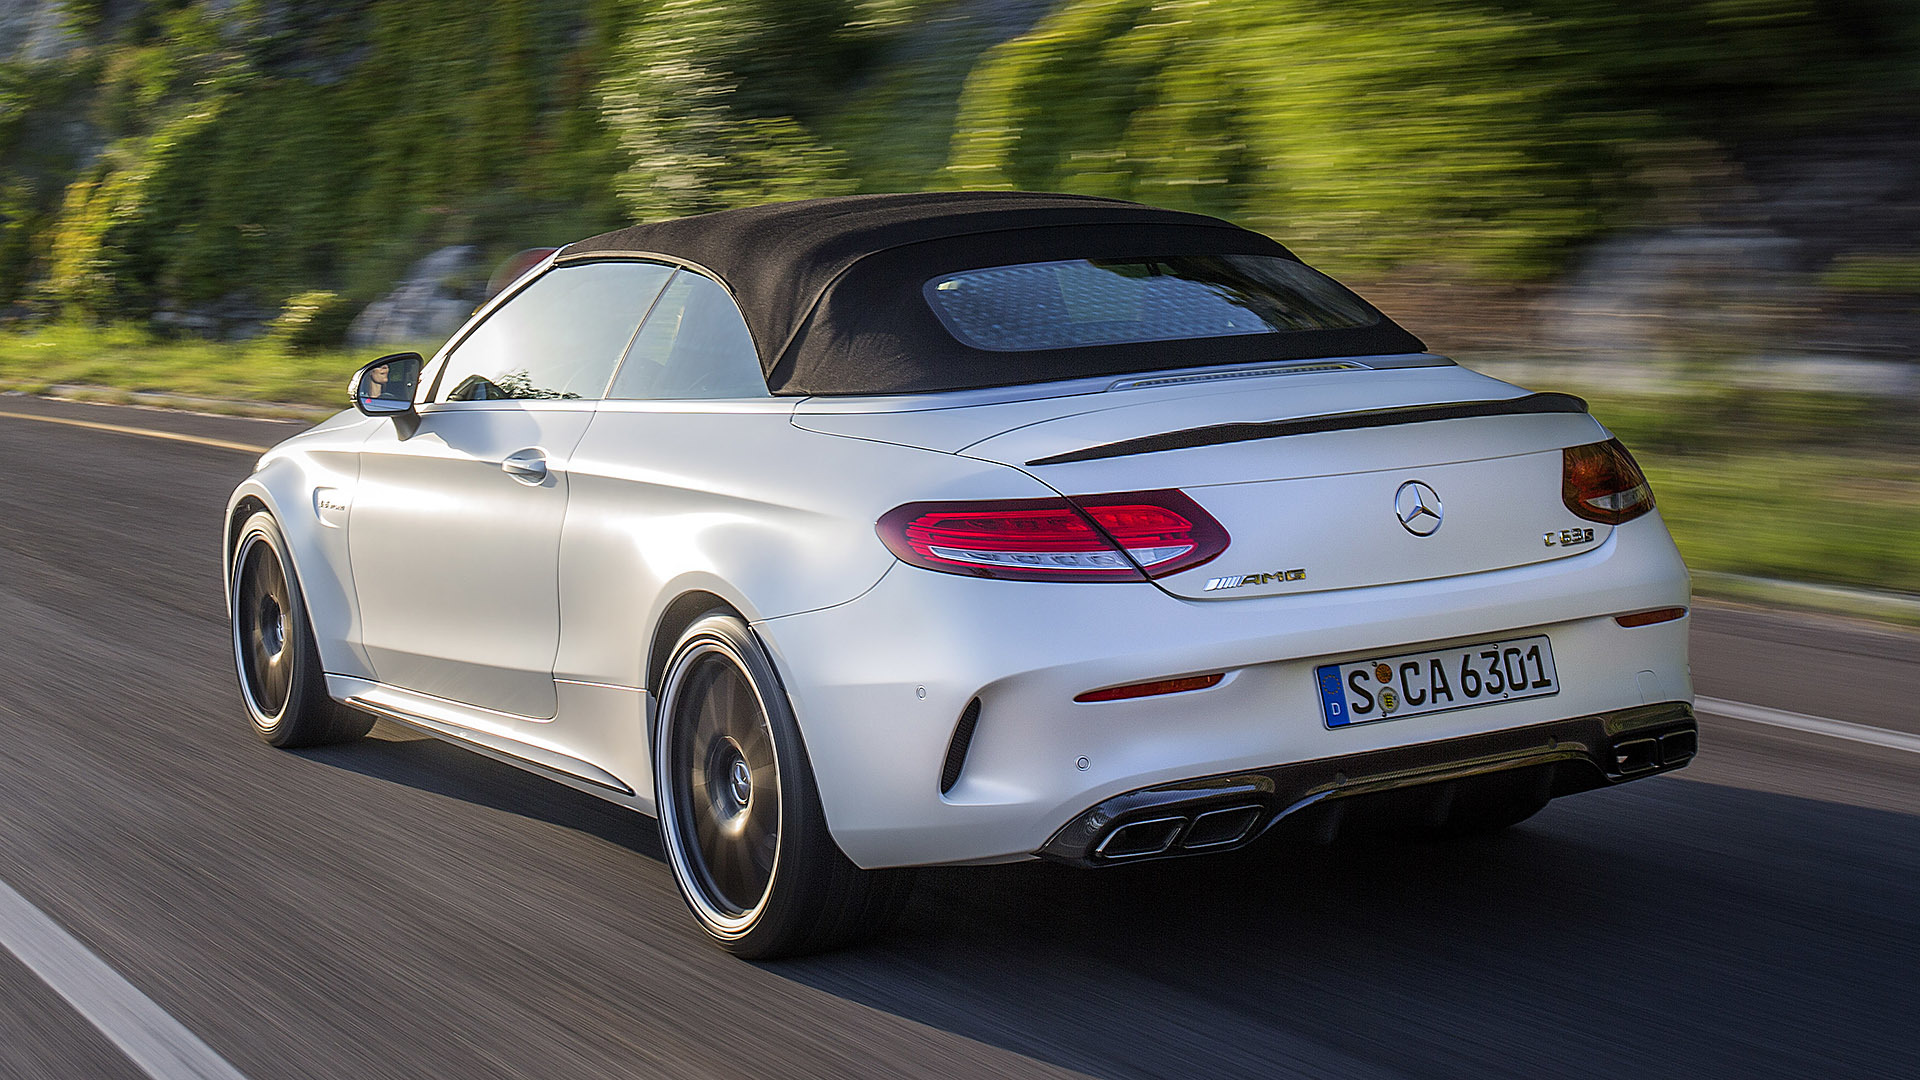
[923,255,1378,352]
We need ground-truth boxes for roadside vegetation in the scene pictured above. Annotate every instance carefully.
[0,1,1914,608]
[4,0,1917,325]
[1578,387,1920,598]
[3,321,1914,604]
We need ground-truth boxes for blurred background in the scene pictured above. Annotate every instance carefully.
[0,0,1915,609]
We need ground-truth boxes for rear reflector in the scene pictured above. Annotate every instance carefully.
[1615,607,1687,628]
[1563,438,1655,525]
[1074,673,1224,703]
[877,490,1227,582]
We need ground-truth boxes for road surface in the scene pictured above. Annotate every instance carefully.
[1,395,1914,1080]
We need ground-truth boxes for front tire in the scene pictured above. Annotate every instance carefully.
[654,612,912,958]
[230,511,372,748]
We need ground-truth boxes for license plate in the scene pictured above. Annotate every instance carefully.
[1316,635,1558,728]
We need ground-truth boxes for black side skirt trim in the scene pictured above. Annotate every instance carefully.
[1026,391,1590,466]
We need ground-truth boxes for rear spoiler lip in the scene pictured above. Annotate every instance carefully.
[1024,392,1591,467]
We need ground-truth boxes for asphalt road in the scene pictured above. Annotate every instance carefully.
[1,395,1916,1080]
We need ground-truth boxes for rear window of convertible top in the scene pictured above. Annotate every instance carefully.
[922,254,1379,353]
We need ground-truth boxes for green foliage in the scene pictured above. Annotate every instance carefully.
[947,0,1918,280]
[1821,253,1920,294]
[818,1,1026,193]
[0,179,40,304]
[264,290,356,352]
[598,0,884,219]
[5,0,1920,320]
[29,1,627,323]
[42,101,229,318]
[0,320,363,404]
[1642,449,1920,595]
[60,1,113,32]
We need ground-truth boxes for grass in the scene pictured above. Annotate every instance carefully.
[0,322,438,408]
[1580,386,1920,604]
[5,322,1915,606]
[1642,451,1920,595]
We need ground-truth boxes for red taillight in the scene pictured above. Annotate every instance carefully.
[876,490,1229,582]
[1563,438,1655,525]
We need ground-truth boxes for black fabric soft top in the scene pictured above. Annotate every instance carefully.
[558,191,1425,396]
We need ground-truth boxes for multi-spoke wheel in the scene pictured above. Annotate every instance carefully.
[230,512,372,748]
[654,612,913,958]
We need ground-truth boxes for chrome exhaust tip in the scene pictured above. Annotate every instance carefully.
[1658,730,1697,765]
[1613,737,1660,775]
[1093,816,1187,859]
[1182,805,1263,850]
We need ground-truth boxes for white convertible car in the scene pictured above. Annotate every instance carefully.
[225,192,1695,957]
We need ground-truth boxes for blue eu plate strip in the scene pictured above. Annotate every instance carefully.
[1317,664,1351,728]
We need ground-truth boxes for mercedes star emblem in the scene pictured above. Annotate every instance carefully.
[1394,480,1444,536]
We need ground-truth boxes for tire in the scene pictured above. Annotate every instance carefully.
[653,612,914,959]
[230,511,373,748]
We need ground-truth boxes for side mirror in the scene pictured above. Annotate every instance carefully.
[350,352,423,418]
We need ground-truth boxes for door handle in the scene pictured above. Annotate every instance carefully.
[501,448,549,484]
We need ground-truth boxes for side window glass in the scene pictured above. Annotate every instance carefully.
[435,261,673,402]
[607,270,766,399]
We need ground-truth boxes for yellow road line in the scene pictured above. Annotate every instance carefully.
[0,409,269,454]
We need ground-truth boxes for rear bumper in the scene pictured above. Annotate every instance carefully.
[1040,701,1696,865]
[757,512,1691,870]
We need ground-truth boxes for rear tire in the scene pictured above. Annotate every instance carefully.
[230,511,372,748]
[654,612,913,959]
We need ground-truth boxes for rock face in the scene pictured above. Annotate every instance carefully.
[346,246,479,348]
[1551,228,1806,362]
[0,0,77,65]
[152,293,277,340]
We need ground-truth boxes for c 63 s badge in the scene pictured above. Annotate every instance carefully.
[1205,568,1306,592]
[1544,527,1597,547]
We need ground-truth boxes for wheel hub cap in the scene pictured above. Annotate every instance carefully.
[260,597,285,658]
[729,756,752,807]
[706,738,754,826]
[235,537,295,718]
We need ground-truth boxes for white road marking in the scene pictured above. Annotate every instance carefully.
[0,409,268,453]
[0,876,250,1080]
[1696,696,1920,755]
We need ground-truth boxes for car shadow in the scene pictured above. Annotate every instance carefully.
[294,726,1920,1080]
[296,721,665,861]
[769,779,1920,1080]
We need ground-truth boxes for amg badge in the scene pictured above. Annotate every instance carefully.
[1204,568,1306,592]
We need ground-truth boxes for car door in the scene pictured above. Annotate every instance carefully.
[553,267,775,697]
[350,259,674,718]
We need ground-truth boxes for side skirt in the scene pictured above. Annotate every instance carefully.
[326,675,648,808]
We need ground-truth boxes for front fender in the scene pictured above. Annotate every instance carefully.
[224,416,375,679]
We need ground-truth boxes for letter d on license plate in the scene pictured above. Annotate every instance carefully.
[1316,635,1558,728]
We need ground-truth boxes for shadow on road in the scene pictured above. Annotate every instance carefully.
[297,723,665,862]
[776,779,1919,1080]
[289,725,1920,1080]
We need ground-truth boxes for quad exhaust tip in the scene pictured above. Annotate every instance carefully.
[1092,804,1265,860]
[1185,805,1265,849]
[1094,816,1186,859]
[1615,729,1697,775]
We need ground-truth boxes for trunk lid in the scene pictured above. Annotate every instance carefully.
[797,363,1618,598]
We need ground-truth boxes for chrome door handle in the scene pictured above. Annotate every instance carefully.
[501,448,549,483]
